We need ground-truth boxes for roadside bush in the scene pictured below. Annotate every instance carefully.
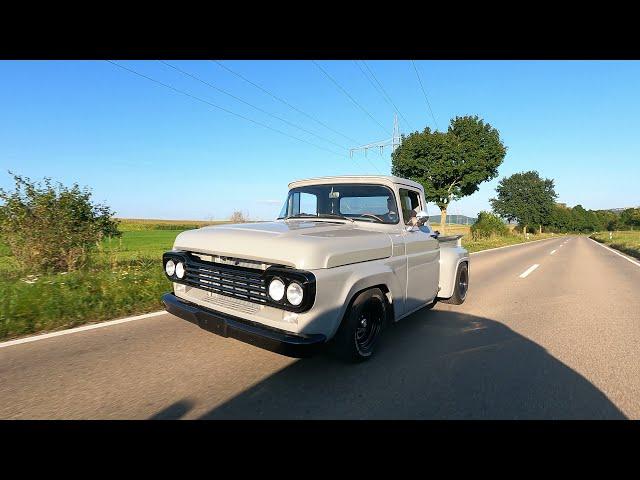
[0,172,121,273]
[229,210,248,223]
[471,211,509,239]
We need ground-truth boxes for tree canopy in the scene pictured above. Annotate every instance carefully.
[391,115,507,230]
[490,171,557,230]
[620,208,640,228]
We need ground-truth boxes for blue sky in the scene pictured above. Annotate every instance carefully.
[1,60,638,220]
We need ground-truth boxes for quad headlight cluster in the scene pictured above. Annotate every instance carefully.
[264,267,315,311]
[268,277,304,306]
[164,258,186,280]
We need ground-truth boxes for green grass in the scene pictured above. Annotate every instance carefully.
[0,229,184,340]
[0,260,170,339]
[100,230,184,262]
[462,232,560,253]
[590,231,640,260]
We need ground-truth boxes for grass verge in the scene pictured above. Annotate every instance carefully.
[590,231,640,260]
[0,229,181,340]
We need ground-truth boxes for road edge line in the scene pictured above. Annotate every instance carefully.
[0,310,166,349]
[589,237,640,268]
[469,236,563,256]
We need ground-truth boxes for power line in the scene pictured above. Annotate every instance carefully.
[160,60,349,151]
[107,61,375,174]
[211,60,360,145]
[410,60,439,130]
[356,61,414,131]
[106,60,349,160]
[312,60,390,136]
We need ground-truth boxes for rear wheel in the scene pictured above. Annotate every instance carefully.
[333,288,386,362]
[441,262,469,305]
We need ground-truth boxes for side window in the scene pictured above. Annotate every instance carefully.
[398,188,423,226]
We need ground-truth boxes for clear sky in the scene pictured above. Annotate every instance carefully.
[1,60,638,220]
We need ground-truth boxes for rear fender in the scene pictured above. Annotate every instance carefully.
[438,248,469,299]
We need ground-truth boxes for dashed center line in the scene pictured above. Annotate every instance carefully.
[519,264,540,278]
[550,249,557,255]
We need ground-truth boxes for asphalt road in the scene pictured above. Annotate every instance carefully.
[2,235,639,419]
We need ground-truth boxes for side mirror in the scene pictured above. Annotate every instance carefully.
[415,210,429,227]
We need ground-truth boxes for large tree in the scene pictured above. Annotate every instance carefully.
[490,171,557,235]
[391,115,507,233]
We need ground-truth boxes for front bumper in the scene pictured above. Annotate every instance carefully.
[162,293,327,358]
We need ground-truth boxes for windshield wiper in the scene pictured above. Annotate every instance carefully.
[280,213,354,223]
[318,213,354,223]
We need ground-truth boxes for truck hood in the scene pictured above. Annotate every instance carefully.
[173,220,392,269]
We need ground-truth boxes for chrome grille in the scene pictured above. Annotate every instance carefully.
[184,255,268,304]
[200,292,262,314]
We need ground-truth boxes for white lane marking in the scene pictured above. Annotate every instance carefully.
[590,238,640,268]
[519,264,540,278]
[550,249,557,255]
[0,310,166,349]
[470,236,565,255]
[559,244,564,248]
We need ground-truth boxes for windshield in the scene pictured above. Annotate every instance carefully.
[278,184,399,224]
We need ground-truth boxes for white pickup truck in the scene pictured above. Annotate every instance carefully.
[162,175,469,362]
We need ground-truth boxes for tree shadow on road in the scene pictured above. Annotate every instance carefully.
[193,309,626,419]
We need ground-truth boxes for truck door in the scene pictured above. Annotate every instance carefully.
[399,188,440,313]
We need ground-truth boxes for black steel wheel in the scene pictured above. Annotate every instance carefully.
[333,288,387,362]
[441,262,469,305]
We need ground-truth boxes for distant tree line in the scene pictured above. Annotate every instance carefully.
[547,205,640,233]
[489,170,639,234]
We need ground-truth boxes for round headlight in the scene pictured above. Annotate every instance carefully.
[268,278,285,301]
[286,282,304,306]
[165,259,176,277]
[175,261,185,279]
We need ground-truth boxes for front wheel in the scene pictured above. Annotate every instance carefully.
[441,262,469,305]
[332,288,387,362]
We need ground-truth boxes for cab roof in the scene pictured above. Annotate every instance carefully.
[288,175,424,192]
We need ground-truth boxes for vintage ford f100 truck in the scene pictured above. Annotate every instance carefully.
[162,175,469,362]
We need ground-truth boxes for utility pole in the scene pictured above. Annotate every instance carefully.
[349,114,401,172]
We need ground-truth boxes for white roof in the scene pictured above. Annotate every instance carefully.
[288,175,424,191]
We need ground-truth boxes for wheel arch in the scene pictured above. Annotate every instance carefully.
[332,282,394,339]
[437,258,469,300]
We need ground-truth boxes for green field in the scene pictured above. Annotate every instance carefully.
[0,218,561,341]
[590,231,640,260]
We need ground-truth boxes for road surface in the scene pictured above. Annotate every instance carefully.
[1,236,639,419]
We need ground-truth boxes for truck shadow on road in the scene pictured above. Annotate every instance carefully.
[162,309,626,419]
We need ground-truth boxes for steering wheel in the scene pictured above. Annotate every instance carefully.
[360,213,386,223]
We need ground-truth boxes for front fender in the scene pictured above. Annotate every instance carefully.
[301,259,404,338]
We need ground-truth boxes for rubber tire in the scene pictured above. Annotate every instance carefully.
[332,288,387,363]
[441,262,469,305]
